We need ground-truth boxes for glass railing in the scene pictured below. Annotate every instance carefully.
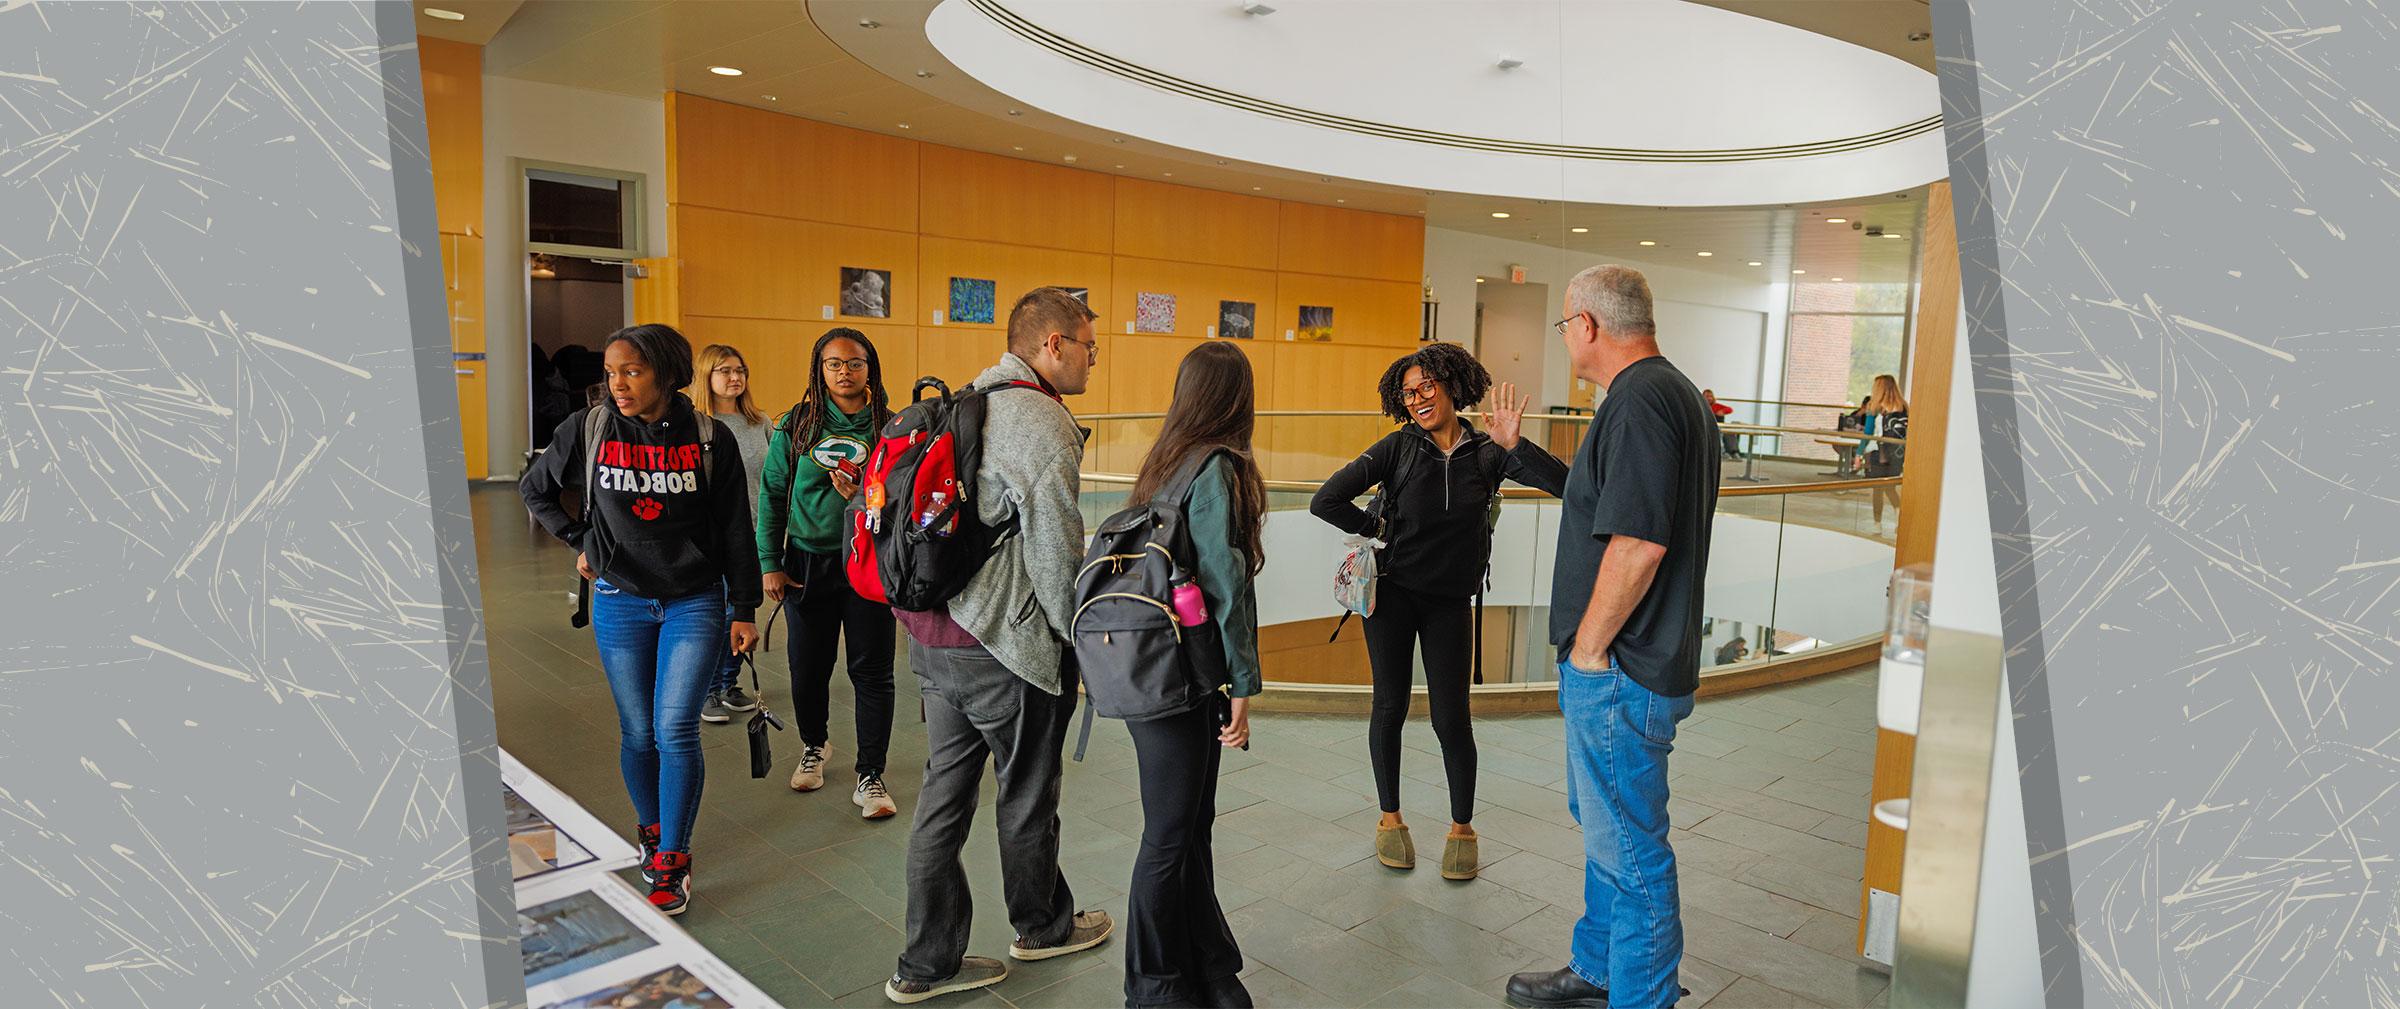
[1075,411,1905,696]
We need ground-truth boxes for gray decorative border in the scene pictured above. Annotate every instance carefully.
[0,3,520,1005]
[1938,0,2398,1003]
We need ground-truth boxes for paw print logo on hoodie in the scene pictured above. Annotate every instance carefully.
[630,497,664,521]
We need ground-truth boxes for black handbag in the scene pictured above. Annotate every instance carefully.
[745,604,786,779]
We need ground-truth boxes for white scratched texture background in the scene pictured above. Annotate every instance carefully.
[1937,1,2400,1006]
[0,3,521,1007]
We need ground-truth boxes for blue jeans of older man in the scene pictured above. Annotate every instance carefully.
[1559,655,1695,1009]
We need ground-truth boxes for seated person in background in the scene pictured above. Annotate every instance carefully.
[1714,636,1750,665]
[1700,389,1739,460]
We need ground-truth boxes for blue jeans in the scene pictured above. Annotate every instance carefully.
[707,585,741,697]
[1559,657,1695,1009]
[591,579,726,854]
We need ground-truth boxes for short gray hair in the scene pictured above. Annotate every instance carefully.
[1565,265,1655,338]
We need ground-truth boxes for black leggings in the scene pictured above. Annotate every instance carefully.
[782,559,897,777]
[1123,704,1245,1006]
[1363,583,1476,824]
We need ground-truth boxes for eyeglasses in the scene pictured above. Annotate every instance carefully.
[1399,380,1444,403]
[1551,313,1588,336]
[1059,335,1097,364]
[821,358,869,373]
[711,366,748,377]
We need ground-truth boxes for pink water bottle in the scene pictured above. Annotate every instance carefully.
[1170,573,1208,627]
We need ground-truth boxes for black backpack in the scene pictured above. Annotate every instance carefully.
[844,376,1044,612]
[1071,449,1233,722]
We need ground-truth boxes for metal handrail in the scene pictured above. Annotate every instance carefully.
[1079,471,1901,498]
[1079,409,1903,445]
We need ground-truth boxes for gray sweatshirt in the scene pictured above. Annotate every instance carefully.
[945,353,1088,694]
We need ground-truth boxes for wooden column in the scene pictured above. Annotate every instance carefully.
[418,37,486,480]
[1860,180,1958,955]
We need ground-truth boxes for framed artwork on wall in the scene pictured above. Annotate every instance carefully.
[839,267,890,319]
[948,277,996,324]
[1297,305,1334,342]
[1135,292,1177,333]
[1217,300,1256,339]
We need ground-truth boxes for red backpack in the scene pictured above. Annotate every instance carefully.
[845,376,1046,611]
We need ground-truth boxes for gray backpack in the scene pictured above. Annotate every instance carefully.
[1071,449,1232,722]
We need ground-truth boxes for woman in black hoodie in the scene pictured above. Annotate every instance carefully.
[1310,343,1566,882]
[519,324,762,917]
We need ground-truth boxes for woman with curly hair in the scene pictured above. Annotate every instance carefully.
[1308,342,1567,881]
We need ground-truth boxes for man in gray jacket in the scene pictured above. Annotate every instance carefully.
[886,287,1114,1005]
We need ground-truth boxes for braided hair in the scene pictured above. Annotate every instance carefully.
[784,328,892,443]
[1376,342,1492,424]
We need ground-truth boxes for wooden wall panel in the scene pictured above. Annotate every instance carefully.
[914,327,1007,399]
[1108,257,1278,341]
[1113,178,1279,269]
[920,145,1114,253]
[668,94,918,232]
[442,234,486,354]
[680,317,917,417]
[677,206,917,324]
[1272,273,1423,348]
[915,237,1114,331]
[454,361,489,478]
[627,256,680,330]
[417,37,482,238]
[1278,202,1425,282]
[1893,180,1957,570]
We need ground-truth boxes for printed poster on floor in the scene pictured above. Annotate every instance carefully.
[516,874,775,1008]
[503,748,642,882]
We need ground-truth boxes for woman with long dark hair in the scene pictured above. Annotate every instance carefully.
[1308,343,1566,882]
[1120,341,1267,1009]
[520,323,761,916]
[755,328,901,818]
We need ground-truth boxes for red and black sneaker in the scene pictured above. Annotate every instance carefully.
[636,823,661,884]
[645,851,691,916]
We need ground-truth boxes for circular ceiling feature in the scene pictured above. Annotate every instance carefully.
[925,0,1945,207]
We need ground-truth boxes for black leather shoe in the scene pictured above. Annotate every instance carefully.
[1198,975,1254,1009]
[1506,967,1608,1009]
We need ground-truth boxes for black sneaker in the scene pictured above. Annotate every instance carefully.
[699,691,732,724]
[885,957,1007,1004]
[644,851,691,916]
[720,683,758,712]
[637,823,661,884]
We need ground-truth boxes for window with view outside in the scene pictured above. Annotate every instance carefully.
[1780,280,1910,461]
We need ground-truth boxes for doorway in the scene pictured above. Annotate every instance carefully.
[520,165,641,455]
[526,253,623,450]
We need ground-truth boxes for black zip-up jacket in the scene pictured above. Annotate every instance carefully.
[520,394,764,621]
[1310,419,1570,598]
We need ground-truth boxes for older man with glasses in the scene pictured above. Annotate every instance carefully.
[1508,265,1717,1009]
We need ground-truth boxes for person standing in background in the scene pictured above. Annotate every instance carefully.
[518,324,762,918]
[690,344,770,725]
[1858,373,1909,528]
[1508,266,1715,1009]
[756,328,900,820]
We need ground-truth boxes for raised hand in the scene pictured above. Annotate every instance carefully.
[1490,381,1531,450]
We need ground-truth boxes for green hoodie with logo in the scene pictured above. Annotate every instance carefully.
[756,401,877,570]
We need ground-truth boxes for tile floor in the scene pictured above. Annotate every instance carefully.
[475,486,1891,1008]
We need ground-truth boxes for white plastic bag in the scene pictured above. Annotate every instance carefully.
[1333,534,1385,618]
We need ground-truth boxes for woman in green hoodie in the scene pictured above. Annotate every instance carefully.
[756,328,899,819]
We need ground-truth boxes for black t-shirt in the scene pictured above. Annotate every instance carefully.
[1549,356,1720,698]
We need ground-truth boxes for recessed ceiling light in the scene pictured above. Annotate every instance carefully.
[1114,164,1125,169]
[1336,199,1346,203]
[896,122,911,130]
[423,7,466,20]
[1163,172,1173,177]
[762,95,778,102]
[1696,251,1712,257]
[1251,186,1262,191]
[1570,227,1588,233]
[1792,269,1806,275]
[1063,154,1078,162]
[1882,232,1905,239]
[1113,137,1125,143]
[1831,277,1844,282]
[914,69,934,79]
[1215,159,1227,165]
[1908,30,1931,42]
[1243,1,1277,14]
[858,18,882,28]
[1012,145,1025,151]
[1490,212,1511,219]
[1824,217,1847,224]
[709,66,744,77]
[1497,57,1525,70]
[1008,109,1023,116]
[1638,240,1656,246]
[1476,278,1486,283]
[1747,261,1762,266]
